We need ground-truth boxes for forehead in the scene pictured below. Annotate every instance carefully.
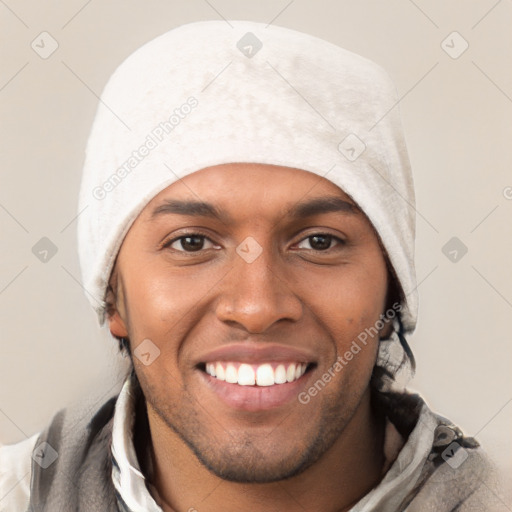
[143,163,357,215]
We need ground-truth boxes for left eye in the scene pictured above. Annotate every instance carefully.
[296,234,341,251]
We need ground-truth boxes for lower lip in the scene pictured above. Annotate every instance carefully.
[198,369,313,412]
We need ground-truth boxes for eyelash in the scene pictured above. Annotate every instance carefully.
[162,232,346,253]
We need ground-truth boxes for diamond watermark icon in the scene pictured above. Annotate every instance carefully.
[134,338,161,366]
[237,32,263,59]
[441,32,469,59]
[236,236,263,263]
[338,133,366,162]
[442,442,469,469]
[442,237,468,263]
[32,442,58,469]
[31,32,59,59]
[32,237,58,263]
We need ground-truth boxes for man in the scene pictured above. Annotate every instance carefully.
[0,20,503,511]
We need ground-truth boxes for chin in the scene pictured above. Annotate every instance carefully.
[189,443,316,483]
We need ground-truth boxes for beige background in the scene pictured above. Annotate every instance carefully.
[1,0,511,496]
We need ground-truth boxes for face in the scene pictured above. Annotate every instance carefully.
[109,163,392,483]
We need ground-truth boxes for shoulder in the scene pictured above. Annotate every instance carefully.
[375,390,508,510]
[0,434,39,511]
[0,390,120,512]
[404,407,507,511]
[406,444,508,511]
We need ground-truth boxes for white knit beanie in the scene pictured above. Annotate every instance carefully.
[77,20,418,334]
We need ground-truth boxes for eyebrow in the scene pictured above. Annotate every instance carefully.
[150,196,359,221]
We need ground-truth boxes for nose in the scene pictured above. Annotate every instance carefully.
[215,247,303,334]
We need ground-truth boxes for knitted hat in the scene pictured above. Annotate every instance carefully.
[78,20,417,333]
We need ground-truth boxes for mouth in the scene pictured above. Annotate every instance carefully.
[199,361,314,387]
[193,343,318,412]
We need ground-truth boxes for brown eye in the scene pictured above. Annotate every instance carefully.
[167,235,217,252]
[180,235,204,251]
[296,234,342,251]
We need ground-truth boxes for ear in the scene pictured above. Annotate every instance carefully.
[108,310,129,339]
[379,318,394,339]
[105,282,129,338]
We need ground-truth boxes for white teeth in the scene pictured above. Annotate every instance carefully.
[256,364,275,386]
[204,362,308,386]
[237,364,256,386]
[215,363,225,381]
[206,363,216,377]
[225,363,238,384]
[286,363,296,383]
[274,364,287,384]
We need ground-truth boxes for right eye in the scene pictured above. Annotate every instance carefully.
[165,234,218,252]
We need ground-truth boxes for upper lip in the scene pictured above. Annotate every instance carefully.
[194,342,317,366]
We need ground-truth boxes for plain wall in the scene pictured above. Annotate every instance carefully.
[1,0,511,494]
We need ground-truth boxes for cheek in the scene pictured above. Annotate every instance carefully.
[294,253,389,385]
[300,254,388,333]
[121,261,221,347]
[124,266,206,401]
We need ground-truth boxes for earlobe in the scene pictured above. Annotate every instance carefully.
[108,311,129,338]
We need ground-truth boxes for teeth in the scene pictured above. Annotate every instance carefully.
[225,363,238,384]
[238,364,255,386]
[256,364,274,386]
[215,363,225,381]
[274,364,287,384]
[286,363,296,383]
[206,363,216,377]
[205,362,308,386]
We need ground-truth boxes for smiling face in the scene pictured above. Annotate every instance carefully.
[108,163,393,484]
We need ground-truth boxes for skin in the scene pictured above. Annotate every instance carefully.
[108,163,394,512]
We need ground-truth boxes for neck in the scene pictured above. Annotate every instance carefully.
[142,387,385,512]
